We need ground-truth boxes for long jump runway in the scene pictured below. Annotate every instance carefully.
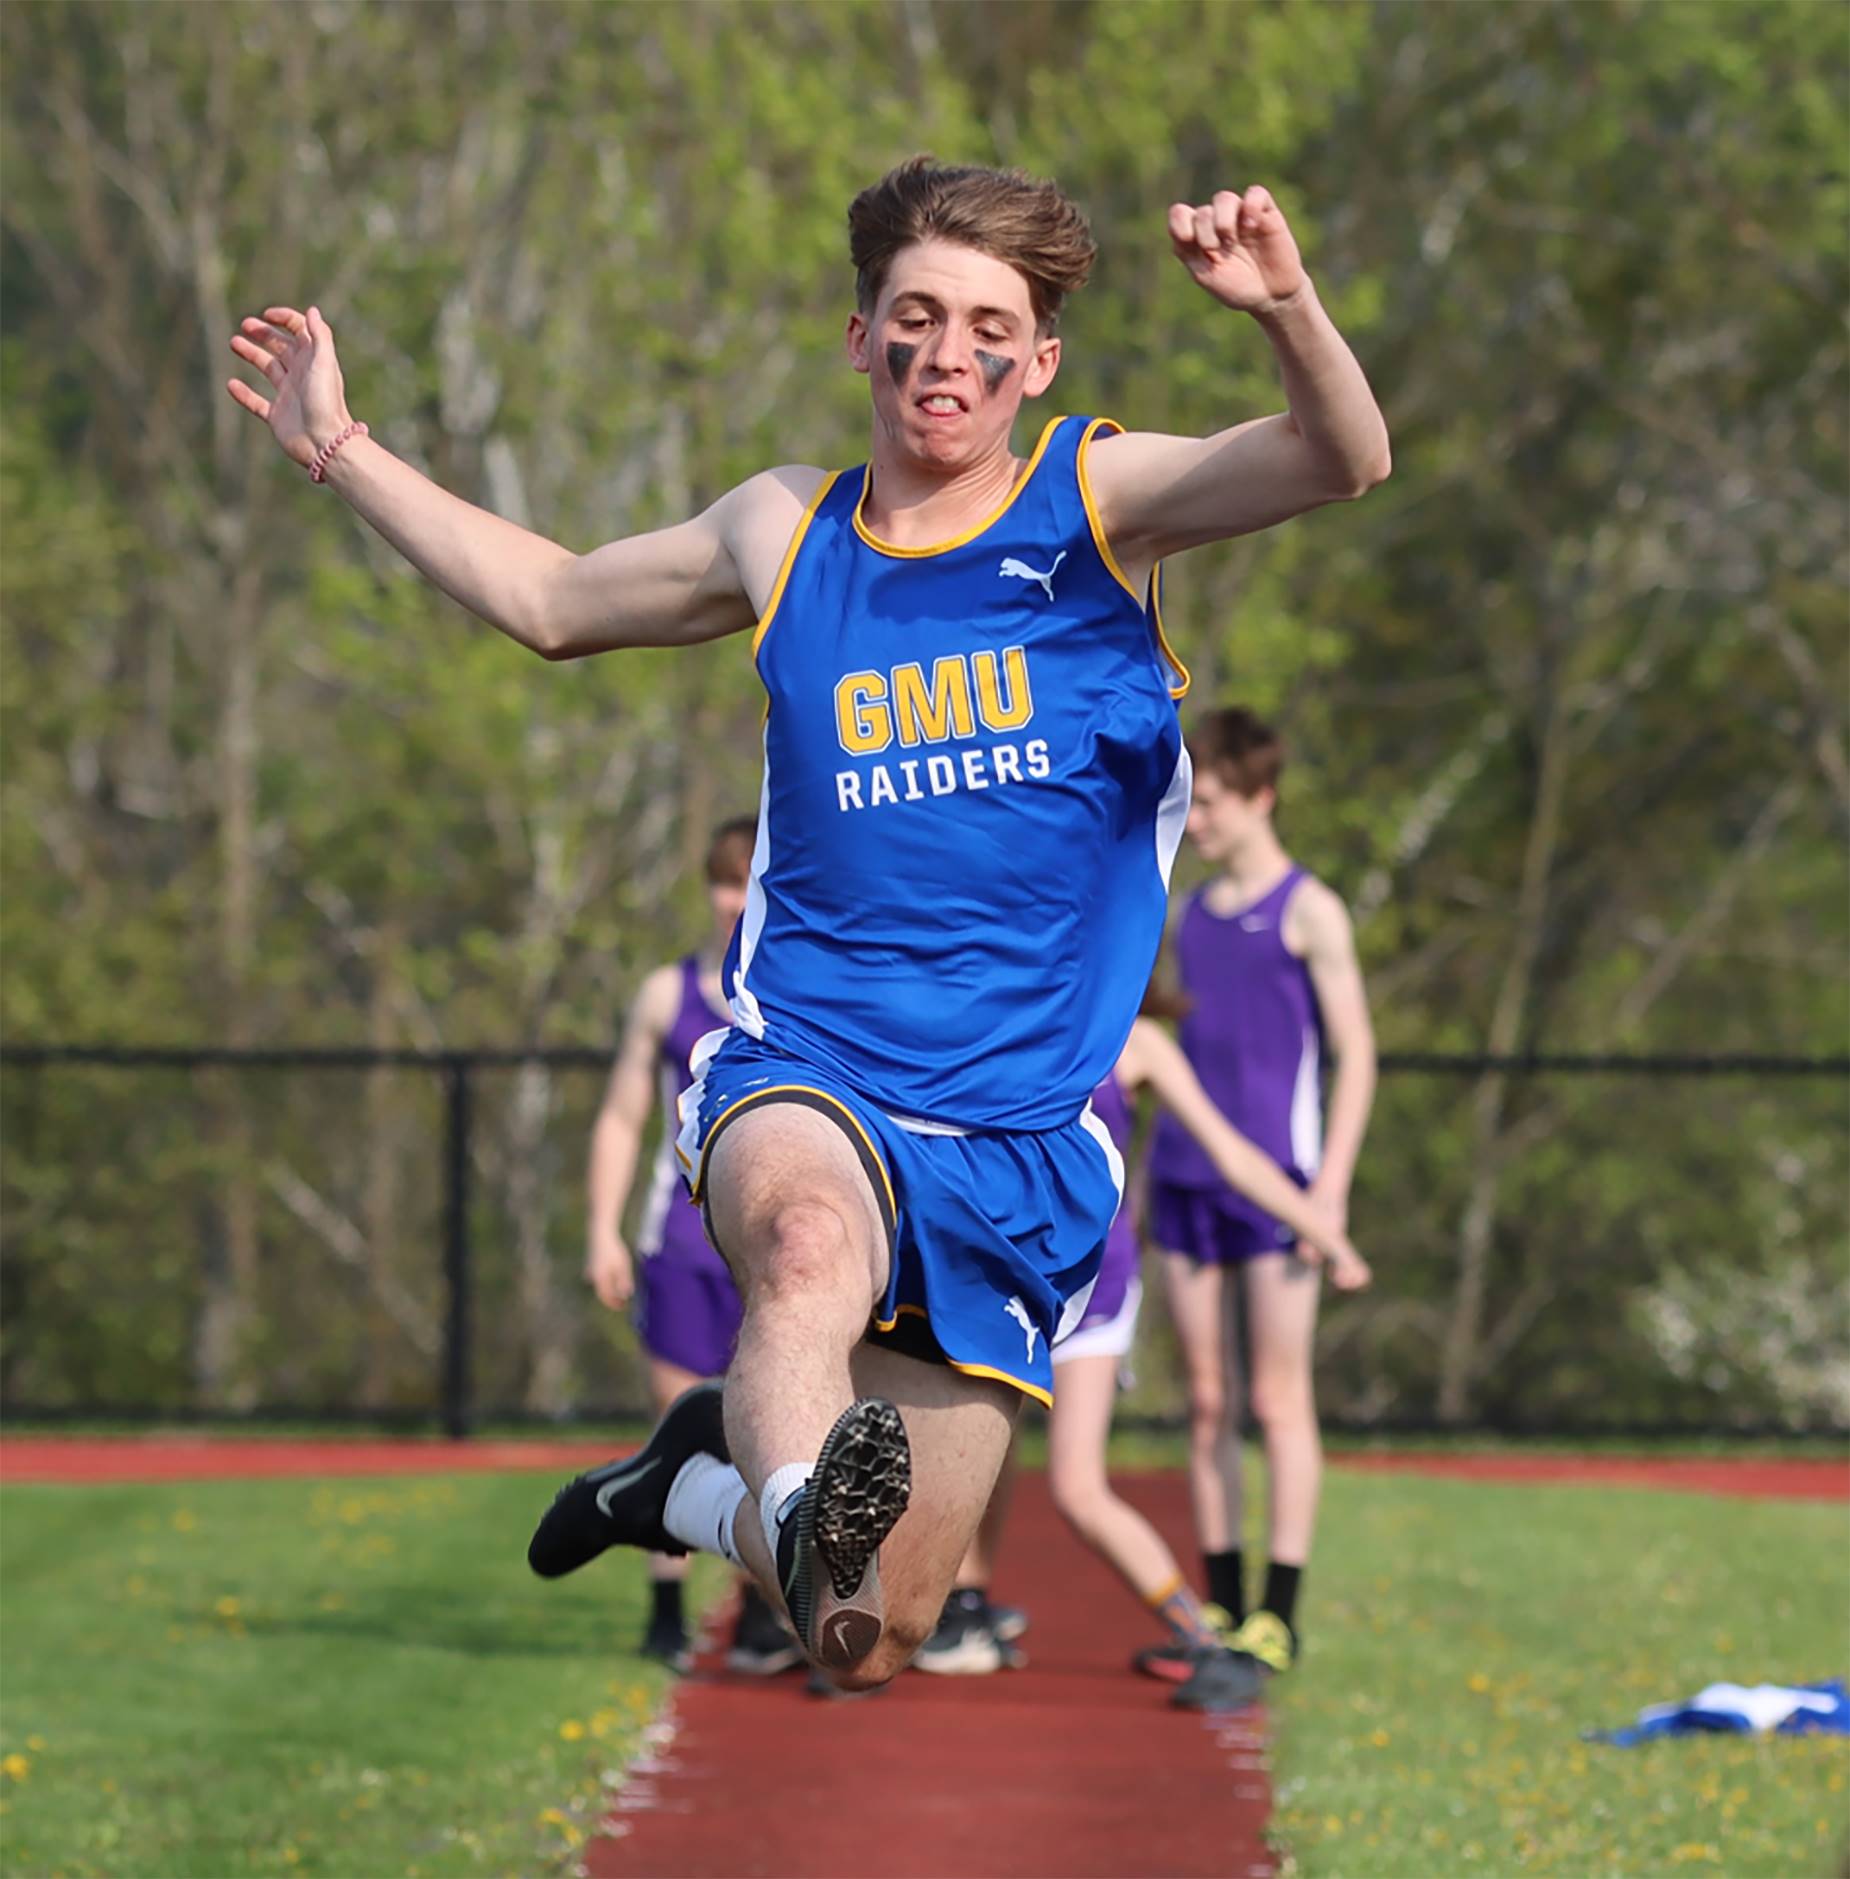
[591,1469,1275,1879]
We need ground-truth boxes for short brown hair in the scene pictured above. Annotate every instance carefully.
[848,156,1096,333]
[705,816,757,884]
[1191,707,1285,802]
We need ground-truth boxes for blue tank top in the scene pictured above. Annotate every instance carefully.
[726,415,1191,1131]
[1149,870,1325,1189]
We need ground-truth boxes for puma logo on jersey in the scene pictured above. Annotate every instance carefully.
[1004,1295,1040,1364]
[998,551,1066,602]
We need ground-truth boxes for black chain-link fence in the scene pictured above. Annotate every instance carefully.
[3,1046,1845,1437]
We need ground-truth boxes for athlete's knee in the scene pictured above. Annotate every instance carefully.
[1249,1369,1317,1433]
[1185,1374,1229,1440]
[741,1196,868,1306]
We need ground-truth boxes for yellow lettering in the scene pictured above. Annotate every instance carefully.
[892,657,976,747]
[973,646,1033,732]
[836,671,892,753]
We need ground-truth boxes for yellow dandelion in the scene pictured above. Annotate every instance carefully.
[171,1510,197,1532]
[1466,1672,1491,1694]
[538,1808,568,1827]
[25,1736,44,1752]
[1370,1728,1391,1748]
[282,1848,301,1865]
[1322,1815,1344,1834]
[215,1597,241,1618]
[1669,1846,1719,1866]
[2,1755,30,1781]
[558,1719,586,1742]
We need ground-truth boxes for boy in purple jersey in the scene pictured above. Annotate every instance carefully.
[229,158,1387,1691]
[585,818,799,1677]
[1149,707,1378,1706]
[923,1005,1369,1700]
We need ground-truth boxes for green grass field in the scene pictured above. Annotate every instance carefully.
[1269,1473,1849,1877]
[1,1459,1844,1878]
[0,1472,723,1877]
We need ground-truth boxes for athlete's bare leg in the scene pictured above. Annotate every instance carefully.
[955,1429,1019,1589]
[704,1103,889,1503]
[1244,1254,1323,1566]
[1046,1352,1179,1596]
[703,1102,1018,1688]
[1162,1252,1244,1555]
[645,1355,704,1586]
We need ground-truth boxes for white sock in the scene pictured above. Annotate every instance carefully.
[759,1462,815,1553]
[662,1454,747,1566]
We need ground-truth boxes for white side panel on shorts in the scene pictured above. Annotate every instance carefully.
[1054,1100,1126,1345]
[1052,1275,1144,1366]
[674,1026,731,1178]
[633,1064,682,1257]
[1153,740,1193,887]
[729,756,772,1039]
[1290,1026,1324,1177]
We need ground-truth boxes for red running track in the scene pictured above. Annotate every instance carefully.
[1,1438,1842,1500]
[590,1470,1273,1879]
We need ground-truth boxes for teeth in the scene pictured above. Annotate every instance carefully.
[923,397,961,412]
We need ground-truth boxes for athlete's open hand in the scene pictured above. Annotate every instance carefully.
[226,304,353,468]
[1167,188,1305,316]
[586,1227,636,1311]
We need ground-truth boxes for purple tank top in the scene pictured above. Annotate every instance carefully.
[637,957,731,1262]
[1085,1071,1140,1320]
[1148,871,1325,1193]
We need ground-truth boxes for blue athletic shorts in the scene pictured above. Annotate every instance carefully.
[674,1030,1122,1406]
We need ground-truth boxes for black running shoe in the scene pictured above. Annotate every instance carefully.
[725,1583,804,1677]
[913,1594,1004,1676]
[639,1610,693,1674]
[527,1382,729,1578]
[776,1397,912,1671]
[987,1599,1029,1644]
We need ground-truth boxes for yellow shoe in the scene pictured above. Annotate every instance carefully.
[1226,1608,1296,1674]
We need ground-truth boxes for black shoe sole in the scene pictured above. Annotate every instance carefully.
[527,1382,728,1579]
[786,1397,911,1670]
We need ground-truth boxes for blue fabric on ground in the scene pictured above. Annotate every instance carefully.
[1588,1679,1850,1745]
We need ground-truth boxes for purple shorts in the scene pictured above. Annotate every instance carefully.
[1149,1179,1298,1266]
[633,1234,743,1379]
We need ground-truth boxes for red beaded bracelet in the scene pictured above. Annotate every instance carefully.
[308,420,369,483]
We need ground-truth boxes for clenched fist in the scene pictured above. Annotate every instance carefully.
[1167,187,1306,316]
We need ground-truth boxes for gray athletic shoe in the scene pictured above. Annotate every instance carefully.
[913,1593,1005,1676]
[1170,1644,1271,1712]
[777,1397,912,1672]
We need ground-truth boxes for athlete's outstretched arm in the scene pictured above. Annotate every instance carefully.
[586,965,682,1310]
[226,304,776,656]
[1088,187,1390,564]
[1118,1017,1370,1290]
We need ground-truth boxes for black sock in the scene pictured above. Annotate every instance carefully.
[1204,1549,1247,1624]
[650,1578,685,1629]
[1262,1561,1302,1638]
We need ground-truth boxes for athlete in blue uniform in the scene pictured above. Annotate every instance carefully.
[230,156,1389,1692]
